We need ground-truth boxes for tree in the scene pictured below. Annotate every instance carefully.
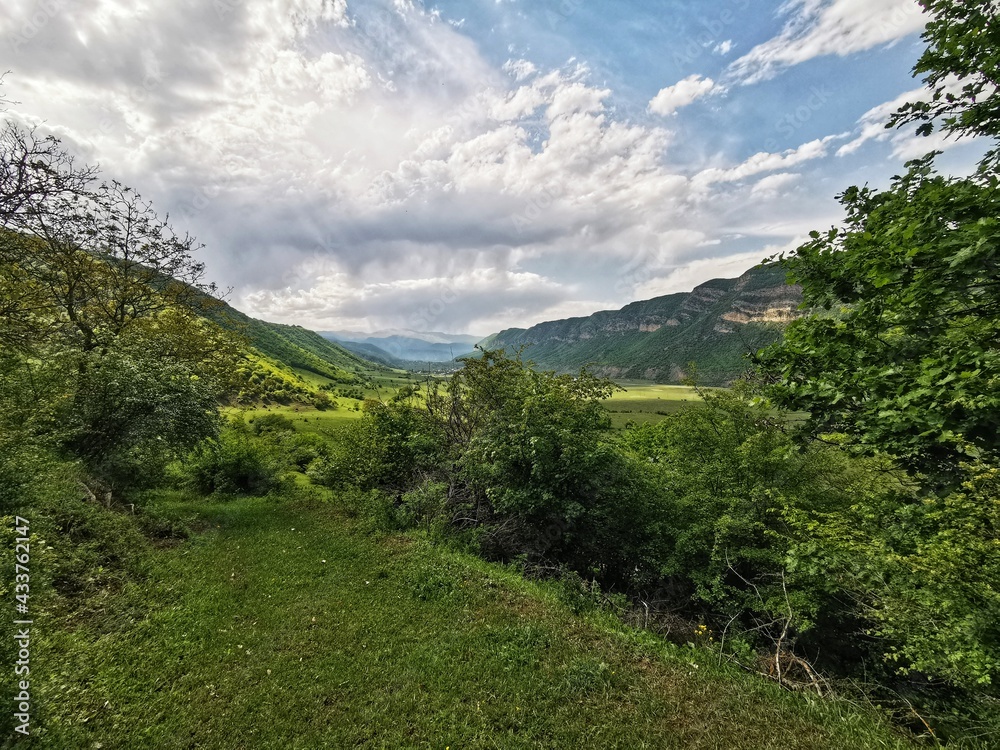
[0,122,95,234]
[1,125,217,353]
[758,158,1000,479]
[758,1,1000,483]
[0,122,230,494]
[755,0,1000,689]
[890,0,1000,171]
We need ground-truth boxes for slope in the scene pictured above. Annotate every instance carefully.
[28,491,914,749]
[200,300,382,384]
[484,264,802,385]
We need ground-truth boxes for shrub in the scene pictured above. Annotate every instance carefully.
[250,413,295,435]
[619,386,903,656]
[184,421,288,496]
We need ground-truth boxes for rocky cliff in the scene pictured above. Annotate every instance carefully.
[481,264,802,384]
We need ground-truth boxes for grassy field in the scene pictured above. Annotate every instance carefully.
[227,378,704,433]
[602,382,702,428]
[22,492,915,749]
[226,367,432,433]
[230,404,363,433]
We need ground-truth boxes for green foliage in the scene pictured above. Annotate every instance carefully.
[787,463,1000,688]
[250,413,296,434]
[0,351,75,513]
[313,397,447,491]
[890,1,1000,171]
[621,388,884,636]
[62,338,222,493]
[753,0,1000,700]
[759,159,1000,480]
[184,419,289,496]
[436,351,663,585]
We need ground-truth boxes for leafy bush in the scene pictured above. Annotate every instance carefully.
[184,420,289,496]
[279,431,332,471]
[250,413,295,435]
[787,462,1000,689]
[312,399,447,491]
[619,387,919,670]
[59,338,222,495]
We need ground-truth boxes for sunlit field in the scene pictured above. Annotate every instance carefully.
[602,382,703,428]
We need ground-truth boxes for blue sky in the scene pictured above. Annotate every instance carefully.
[0,0,984,334]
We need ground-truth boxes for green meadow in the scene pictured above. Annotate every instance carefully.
[21,491,914,750]
[601,382,703,428]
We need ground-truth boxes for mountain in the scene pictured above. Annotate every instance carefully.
[323,329,482,346]
[335,340,412,368]
[181,294,392,406]
[481,264,802,385]
[320,330,479,363]
[199,301,381,383]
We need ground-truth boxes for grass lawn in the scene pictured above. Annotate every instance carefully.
[228,404,364,434]
[23,492,914,749]
[602,383,702,428]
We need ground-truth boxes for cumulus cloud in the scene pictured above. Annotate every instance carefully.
[1,0,876,334]
[633,249,776,299]
[503,59,538,81]
[729,0,926,84]
[649,75,719,116]
[751,172,801,195]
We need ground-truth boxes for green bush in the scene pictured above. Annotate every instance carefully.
[312,399,447,491]
[278,431,332,471]
[787,462,1000,689]
[184,421,289,496]
[250,413,295,435]
[619,387,906,656]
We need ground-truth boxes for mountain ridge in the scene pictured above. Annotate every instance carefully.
[480,264,802,385]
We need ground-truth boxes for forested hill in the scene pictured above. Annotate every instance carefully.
[197,297,380,383]
[481,264,802,384]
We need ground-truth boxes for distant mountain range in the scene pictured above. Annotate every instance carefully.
[320,330,480,363]
[199,301,377,382]
[480,264,802,385]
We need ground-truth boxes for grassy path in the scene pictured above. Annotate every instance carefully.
[25,495,912,749]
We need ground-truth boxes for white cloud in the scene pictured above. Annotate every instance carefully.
[837,87,924,156]
[729,0,926,84]
[694,136,840,187]
[751,172,801,195]
[1,0,865,334]
[633,249,774,299]
[837,80,974,160]
[713,40,733,55]
[503,58,537,81]
[648,75,718,116]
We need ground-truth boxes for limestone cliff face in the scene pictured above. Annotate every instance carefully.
[482,264,802,385]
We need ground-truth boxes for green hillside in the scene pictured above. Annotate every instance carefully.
[485,264,802,385]
[199,300,383,384]
[19,491,915,749]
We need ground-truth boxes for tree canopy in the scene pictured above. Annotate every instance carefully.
[759,0,1000,483]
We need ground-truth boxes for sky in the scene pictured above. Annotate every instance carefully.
[0,0,985,335]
